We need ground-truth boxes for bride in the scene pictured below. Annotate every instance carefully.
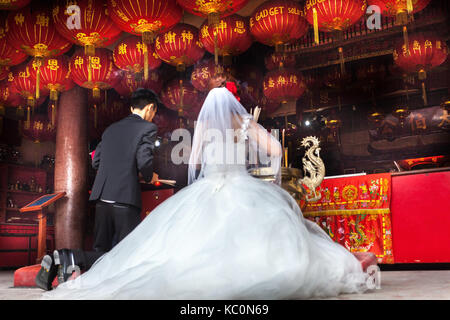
[43,85,370,300]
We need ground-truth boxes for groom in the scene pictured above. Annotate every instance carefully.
[36,88,161,290]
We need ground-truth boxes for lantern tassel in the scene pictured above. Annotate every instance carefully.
[176,63,185,73]
[179,79,184,117]
[36,66,40,100]
[93,87,100,99]
[94,104,97,129]
[407,0,413,14]
[34,57,43,100]
[85,44,95,56]
[142,31,154,44]
[208,12,220,28]
[403,26,409,53]
[313,8,319,45]
[25,107,31,130]
[143,42,149,81]
[214,30,219,66]
[88,57,93,83]
[338,47,345,75]
[421,82,428,106]
[50,89,58,101]
[51,104,56,127]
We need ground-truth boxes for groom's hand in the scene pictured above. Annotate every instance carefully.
[150,172,159,184]
[139,172,158,184]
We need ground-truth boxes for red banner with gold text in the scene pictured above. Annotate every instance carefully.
[303,173,394,264]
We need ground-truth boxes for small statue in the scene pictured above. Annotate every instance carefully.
[298,136,325,203]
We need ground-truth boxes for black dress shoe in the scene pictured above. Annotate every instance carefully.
[35,254,57,291]
[54,249,77,284]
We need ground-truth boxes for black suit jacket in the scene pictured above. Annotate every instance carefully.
[89,114,158,209]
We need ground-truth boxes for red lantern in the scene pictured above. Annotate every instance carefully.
[6,4,72,58]
[0,12,27,66]
[263,68,306,103]
[113,35,161,81]
[190,58,225,92]
[199,14,252,65]
[155,23,205,72]
[393,34,448,76]
[368,0,431,24]
[28,56,74,101]
[6,4,73,100]
[161,79,202,116]
[393,33,448,105]
[265,52,296,70]
[53,0,122,56]
[70,48,122,99]
[10,63,49,107]
[113,70,163,97]
[0,0,30,10]
[177,0,249,26]
[107,0,182,42]
[29,56,74,126]
[22,113,56,143]
[304,0,366,35]
[250,0,309,52]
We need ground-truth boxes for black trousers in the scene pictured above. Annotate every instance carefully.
[73,201,141,271]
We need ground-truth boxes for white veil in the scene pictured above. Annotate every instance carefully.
[188,87,282,185]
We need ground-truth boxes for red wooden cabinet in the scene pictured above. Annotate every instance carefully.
[0,224,55,267]
[391,170,450,263]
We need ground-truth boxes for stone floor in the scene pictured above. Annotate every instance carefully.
[0,269,449,300]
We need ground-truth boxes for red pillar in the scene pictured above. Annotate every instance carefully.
[54,86,88,249]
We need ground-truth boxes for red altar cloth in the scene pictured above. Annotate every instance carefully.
[302,173,394,264]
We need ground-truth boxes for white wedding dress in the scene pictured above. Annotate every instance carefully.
[43,88,367,300]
